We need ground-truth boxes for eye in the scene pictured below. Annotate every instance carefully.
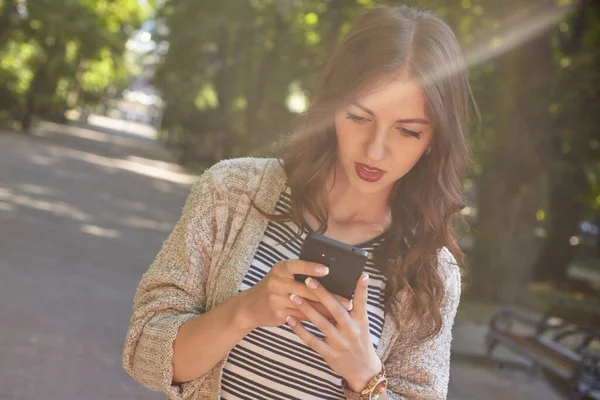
[345,112,369,124]
[398,127,422,139]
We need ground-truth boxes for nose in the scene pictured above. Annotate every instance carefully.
[365,129,387,161]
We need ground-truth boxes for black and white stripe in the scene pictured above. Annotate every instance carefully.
[221,186,387,400]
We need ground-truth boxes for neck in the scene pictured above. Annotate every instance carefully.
[325,161,392,228]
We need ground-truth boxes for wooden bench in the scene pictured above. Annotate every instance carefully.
[485,305,600,399]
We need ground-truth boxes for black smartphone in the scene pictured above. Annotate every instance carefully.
[295,232,369,299]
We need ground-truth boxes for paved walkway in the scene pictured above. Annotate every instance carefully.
[448,319,567,400]
[0,121,184,400]
[0,120,570,400]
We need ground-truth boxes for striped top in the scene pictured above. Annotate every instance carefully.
[220,185,387,400]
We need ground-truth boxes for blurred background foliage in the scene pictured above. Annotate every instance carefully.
[0,0,149,127]
[1,0,599,308]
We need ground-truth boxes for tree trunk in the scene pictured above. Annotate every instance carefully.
[21,66,47,131]
[244,7,287,140]
[0,1,17,49]
[214,27,235,159]
[533,162,587,282]
[20,41,64,131]
[325,0,344,55]
[533,0,591,283]
[471,161,544,303]
[470,4,554,304]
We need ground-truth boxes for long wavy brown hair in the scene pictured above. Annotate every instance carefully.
[254,5,474,343]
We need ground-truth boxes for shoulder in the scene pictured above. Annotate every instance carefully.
[206,157,281,184]
[437,247,462,304]
[195,157,284,195]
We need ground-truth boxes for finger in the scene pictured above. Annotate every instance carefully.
[350,273,370,321]
[334,295,353,311]
[280,280,322,303]
[290,293,345,346]
[286,308,308,322]
[286,316,335,359]
[280,259,329,278]
[282,281,352,307]
[304,277,353,329]
[307,300,335,322]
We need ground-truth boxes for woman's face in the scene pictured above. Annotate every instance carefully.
[334,75,434,195]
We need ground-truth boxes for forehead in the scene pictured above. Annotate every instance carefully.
[355,75,428,119]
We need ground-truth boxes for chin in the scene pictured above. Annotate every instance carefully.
[350,174,391,194]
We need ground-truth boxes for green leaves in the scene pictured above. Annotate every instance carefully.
[0,0,147,115]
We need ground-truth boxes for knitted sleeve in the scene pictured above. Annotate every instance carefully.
[384,247,461,400]
[122,162,228,400]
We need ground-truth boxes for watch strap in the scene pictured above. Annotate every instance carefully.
[341,364,387,399]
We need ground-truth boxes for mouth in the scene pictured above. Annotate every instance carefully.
[354,163,386,182]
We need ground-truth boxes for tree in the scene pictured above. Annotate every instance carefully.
[0,0,147,128]
[153,0,367,164]
[534,0,600,283]
[467,0,567,303]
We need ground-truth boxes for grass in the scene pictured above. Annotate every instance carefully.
[457,281,600,324]
[572,255,600,274]
[525,281,600,313]
[456,298,499,324]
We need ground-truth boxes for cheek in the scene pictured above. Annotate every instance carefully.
[335,120,357,153]
[389,142,428,173]
[334,119,361,153]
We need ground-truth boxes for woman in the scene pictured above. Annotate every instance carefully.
[123,4,474,400]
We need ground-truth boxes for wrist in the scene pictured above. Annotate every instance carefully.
[230,291,256,333]
[346,357,383,393]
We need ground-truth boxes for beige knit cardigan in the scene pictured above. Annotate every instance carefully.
[122,157,461,400]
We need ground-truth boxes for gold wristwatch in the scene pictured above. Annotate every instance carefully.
[341,364,388,400]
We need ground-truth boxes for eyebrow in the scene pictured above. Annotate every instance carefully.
[351,102,430,125]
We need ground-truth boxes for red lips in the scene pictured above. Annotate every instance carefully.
[356,163,385,173]
[355,163,386,182]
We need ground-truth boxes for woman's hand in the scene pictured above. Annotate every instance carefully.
[286,273,383,393]
[238,260,352,329]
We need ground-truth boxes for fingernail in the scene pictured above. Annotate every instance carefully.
[347,300,354,311]
[290,293,303,305]
[305,277,319,290]
[362,273,369,283]
[343,299,353,310]
[286,316,297,327]
[318,266,329,275]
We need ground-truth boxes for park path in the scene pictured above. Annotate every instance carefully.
[0,120,193,400]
